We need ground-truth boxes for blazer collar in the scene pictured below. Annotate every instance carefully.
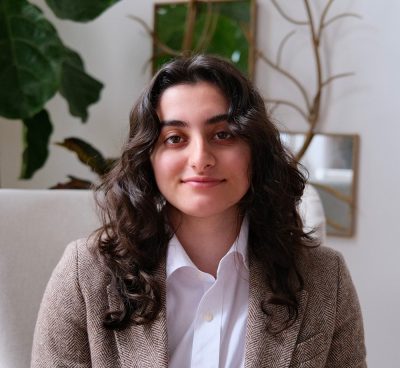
[107,260,169,368]
[244,257,308,368]
[107,256,308,368]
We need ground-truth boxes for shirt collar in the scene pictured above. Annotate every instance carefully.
[166,216,249,279]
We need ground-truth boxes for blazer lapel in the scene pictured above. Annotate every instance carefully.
[107,261,168,368]
[244,259,308,368]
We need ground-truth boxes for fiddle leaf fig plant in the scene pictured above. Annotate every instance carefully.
[22,109,53,179]
[0,0,64,119]
[56,137,116,176]
[59,47,104,122]
[0,0,119,179]
[53,137,117,189]
[45,0,120,22]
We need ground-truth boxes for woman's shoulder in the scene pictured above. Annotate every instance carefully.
[301,244,343,263]
[60,237,100,265]
[298,245,349,284]
[55,237,110,290]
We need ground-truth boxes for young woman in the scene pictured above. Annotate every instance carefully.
[32,55,366,367]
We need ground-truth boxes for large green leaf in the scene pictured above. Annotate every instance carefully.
[0,0,64,119]
[45,0,120,22]
[56,137,109,175]
[59,47,103,122]
[21,109,53,179]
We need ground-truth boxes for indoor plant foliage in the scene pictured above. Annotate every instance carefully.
[0,0,119,179]
[1,0,359,192]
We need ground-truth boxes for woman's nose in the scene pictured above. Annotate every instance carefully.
[189,138,216,171]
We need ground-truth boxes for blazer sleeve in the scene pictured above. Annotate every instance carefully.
[325,253,367,368]
[31,241,91,368]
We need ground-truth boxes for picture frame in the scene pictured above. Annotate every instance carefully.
[153,0,256,79]
[281,132,360,237]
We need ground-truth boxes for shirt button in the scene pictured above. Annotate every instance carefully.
[203,312,214,322]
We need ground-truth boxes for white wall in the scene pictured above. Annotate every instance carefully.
[1,1,399,366]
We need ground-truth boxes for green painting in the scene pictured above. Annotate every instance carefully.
[153,0,255,78]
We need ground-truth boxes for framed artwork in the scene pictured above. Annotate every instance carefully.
[281,132,360,237]
[153,0,256,78]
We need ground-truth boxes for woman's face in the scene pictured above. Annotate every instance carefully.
[150,82,251,221]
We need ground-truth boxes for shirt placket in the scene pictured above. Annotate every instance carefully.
[191,274,224,368]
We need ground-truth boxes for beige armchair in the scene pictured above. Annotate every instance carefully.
[0,189,99,368]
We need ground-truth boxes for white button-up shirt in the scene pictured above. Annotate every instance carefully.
[166,219,249,368]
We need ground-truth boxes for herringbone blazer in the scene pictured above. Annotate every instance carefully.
[31,239,366,368]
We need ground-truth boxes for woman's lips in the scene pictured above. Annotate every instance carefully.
[181,177,225,188]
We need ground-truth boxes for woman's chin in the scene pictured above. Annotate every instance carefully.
[168,202,239,221]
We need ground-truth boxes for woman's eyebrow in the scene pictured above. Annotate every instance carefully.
[159,119,188,128]
[206,113,229,124]
[159,113,229,128]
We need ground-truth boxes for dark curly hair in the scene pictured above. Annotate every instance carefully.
[94,54,315,332]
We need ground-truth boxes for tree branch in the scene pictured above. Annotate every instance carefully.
[257,50,311,109]
[197,7,219,52]
[322,72,354,88]
[323,13,362,29]
[264,98,308,121]
[128,15,181,56]
[295,130,315,160]
[261,0,359,197]
[317,0,334,40]
[195,1,214,51]
[271,0,309,25]
[277,30,296,67]
[182,0,197,52]
[295,0,323,160]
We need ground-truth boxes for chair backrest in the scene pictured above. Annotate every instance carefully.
[0,189,99,368]
[299,183,327,245]
[0,185,325,368]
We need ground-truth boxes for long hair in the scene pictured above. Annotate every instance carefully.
[94,54,315,331]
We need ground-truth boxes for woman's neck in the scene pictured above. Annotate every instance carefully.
[169,207,243,277]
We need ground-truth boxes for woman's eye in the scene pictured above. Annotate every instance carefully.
[165,135,183,144]
[214,131,233,140]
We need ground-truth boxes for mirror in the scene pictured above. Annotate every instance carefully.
[281,132,359,237]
